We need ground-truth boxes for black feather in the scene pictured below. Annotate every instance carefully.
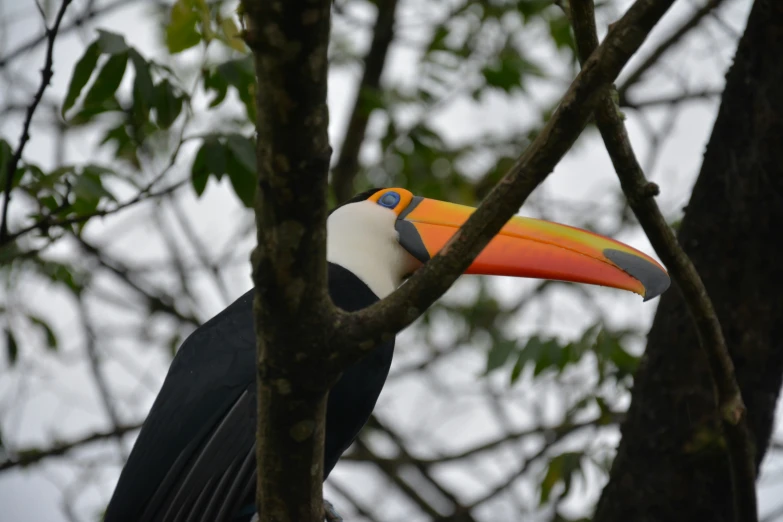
[104,263,393,521]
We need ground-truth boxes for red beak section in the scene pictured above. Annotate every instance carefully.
[395,197,670,301]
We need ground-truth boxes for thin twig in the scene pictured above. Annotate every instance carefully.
[353,439,445,519]
[77,298,128,461]
[366,415,478,522]
[73,235,201,326]
[1,179,187,245]
[0,0,139,68]
[326,479,379,522]
[331,0,399,203]
[617,0,727,98]
[0,422,143,472]
[345,413,622,467]
[1,0,73,242]
[623,88,723,110]
[569,1,757,520]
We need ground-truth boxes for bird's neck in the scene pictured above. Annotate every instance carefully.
[326,239,401,299]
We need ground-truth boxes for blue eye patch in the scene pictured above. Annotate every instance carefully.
[377,191,400,208]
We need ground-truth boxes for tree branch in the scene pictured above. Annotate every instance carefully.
[77,298,128,462]
[331,0,399,203]
[331,0,678,363]
[0,179,187,246]
[353,438,446,519]
[617,0,727,98]
[365,415,478,522]
[74,235,201,326]
[622,88,723,110]
[1,0,73,243]
[569,1,757,520]
[242,1,334,521]
[345,412,623,468]
[0,0,138,69]
[0,422,142,472]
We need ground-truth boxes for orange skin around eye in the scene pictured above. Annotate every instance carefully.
[367,188,414,216]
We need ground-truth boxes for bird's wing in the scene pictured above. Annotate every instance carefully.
[144,387,258,522]
[104,290,257,522]
[105,264,389,522]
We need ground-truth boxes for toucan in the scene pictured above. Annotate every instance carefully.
[104,187,669,522]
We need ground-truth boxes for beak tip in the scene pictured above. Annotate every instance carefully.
[603,249,670,301]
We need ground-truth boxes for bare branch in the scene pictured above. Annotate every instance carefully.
[0,422,143,472]
[0,0,142,69]
[345,412,622,468]
[617,0,727,97]
[622,88,723,110]
[331,0,399,203]
[366,415,478,521]
[569,1,757,520]
[77,298,128,461]
[74,235,201,326]
[1,179,187,246]
[353,438,446,519]
[1,0,73,242]
[332,0,679,362]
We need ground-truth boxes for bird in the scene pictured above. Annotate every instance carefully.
[104,187,669,522]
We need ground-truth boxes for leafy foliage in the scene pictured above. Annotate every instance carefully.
[191,133,256,207]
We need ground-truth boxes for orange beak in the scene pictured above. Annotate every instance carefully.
[395,197,670,301]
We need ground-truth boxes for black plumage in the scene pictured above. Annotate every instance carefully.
[104,262,393,522]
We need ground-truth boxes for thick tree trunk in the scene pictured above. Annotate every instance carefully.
[594,1,783,521]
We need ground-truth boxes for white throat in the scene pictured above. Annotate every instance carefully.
[327,201,418,299]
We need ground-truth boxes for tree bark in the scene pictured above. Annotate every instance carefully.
[242,1,335,521]
[595,1,783,520]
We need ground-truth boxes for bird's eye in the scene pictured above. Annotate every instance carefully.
[378,191,400,208]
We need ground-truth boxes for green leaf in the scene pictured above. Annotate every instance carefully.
[81,52,128,111]
[74,167,115,201]
[191,138,226,196]
[100,123,140,168]
[225,134,255,173]
[517,0,551,21]
[548,14,575,51]
[69,166,116,220]
[130,49,155,109]
[29,315,57,351]
[5,327,18,366]
[215,57,256,118]
[486,338,516,374]
[154,80,183,129]
[425,25,450,54]
[219,17,246,52]
[166,0,202,53]
[203,68,228,107]
[226,152,255,208]
[225,134,256,207]
[510,354,525,384]
[35,260,86,295]
[533,339,563,376]
[481,49,542,94]
[540,452,583,504]
[62,41,101,116]
[97,30,129,54]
